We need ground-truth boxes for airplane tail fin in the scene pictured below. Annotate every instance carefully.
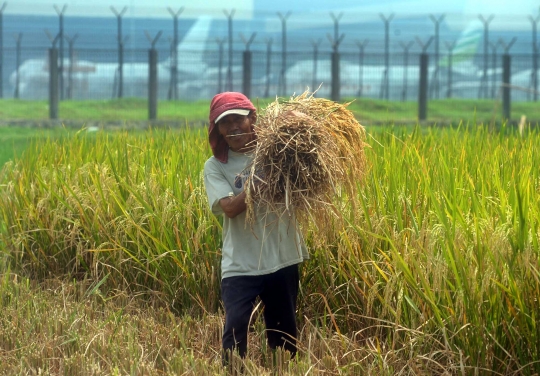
[161,16,212,70]
[177,16,212,62]
[177,16,212,53]
[438,20,482,68]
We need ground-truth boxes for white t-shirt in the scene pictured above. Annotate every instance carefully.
[204,149,309,280]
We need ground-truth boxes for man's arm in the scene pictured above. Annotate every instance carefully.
[219,191,247,218]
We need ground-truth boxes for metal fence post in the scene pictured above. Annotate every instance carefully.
[500,37,516,120]
[111,6,127,99]
[265,38,273,98]
[489,41,499,99]
[330,52,340,102]
[167,7,183,101]
[65,33,78,100]
[429,14,445,99]
[529,13,539,101]
[13,32,21,99]
[242,51,252,98]
[416,36,433,122]
[224,9,235,92]
[502,54,511,120]
[54,5,67,101]
[478,15,494,99]
[355,39,368,97]
[146,30,162,121]
[149,49,158,120]
[379,13,394,100]
[399,41,413,102]
[277,11,291,96]
[328,12,344,102]
[309,39,321,94]
[215,37,226,94]
[240,33,256,99]
[418,53,428,121]
[444,41,456,98]
[49,48,59,119]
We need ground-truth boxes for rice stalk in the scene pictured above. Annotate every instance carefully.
[245,90,368,227]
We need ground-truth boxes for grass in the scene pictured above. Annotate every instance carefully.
[1,274,436,375]
[344,97,540,124]
[2,98,540,125]
[0,98,271,123]
[0,126,156,167]
[0,126,75,166]
[0,127,32,166]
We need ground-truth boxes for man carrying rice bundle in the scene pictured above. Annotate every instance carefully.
[203,92,309,367]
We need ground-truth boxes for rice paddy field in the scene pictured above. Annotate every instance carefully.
[0,108,539,374]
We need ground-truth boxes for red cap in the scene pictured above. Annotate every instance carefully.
[209,92,256,163]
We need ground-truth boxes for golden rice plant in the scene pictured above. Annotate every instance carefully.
[245,90,368,226]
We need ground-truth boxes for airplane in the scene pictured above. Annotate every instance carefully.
[281,19,494,101]
[8,16,248,100]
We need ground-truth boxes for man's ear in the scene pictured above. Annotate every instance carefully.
[249,111,257,125]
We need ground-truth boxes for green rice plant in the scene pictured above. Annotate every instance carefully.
[299,123,539,373]
[1,122,539,373]
[0,127,221,314]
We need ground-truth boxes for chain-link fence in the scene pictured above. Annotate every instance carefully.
[3,46,538,102]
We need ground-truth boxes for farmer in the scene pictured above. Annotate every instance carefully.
[203,92,309,364]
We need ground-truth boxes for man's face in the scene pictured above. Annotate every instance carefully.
[217,112,257,152]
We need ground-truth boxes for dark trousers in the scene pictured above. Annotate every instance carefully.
[221,263,300,361]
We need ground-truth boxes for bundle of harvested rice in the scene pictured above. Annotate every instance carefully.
[245,90,368,224]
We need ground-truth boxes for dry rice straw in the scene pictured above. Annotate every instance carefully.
[245,90,368,226]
